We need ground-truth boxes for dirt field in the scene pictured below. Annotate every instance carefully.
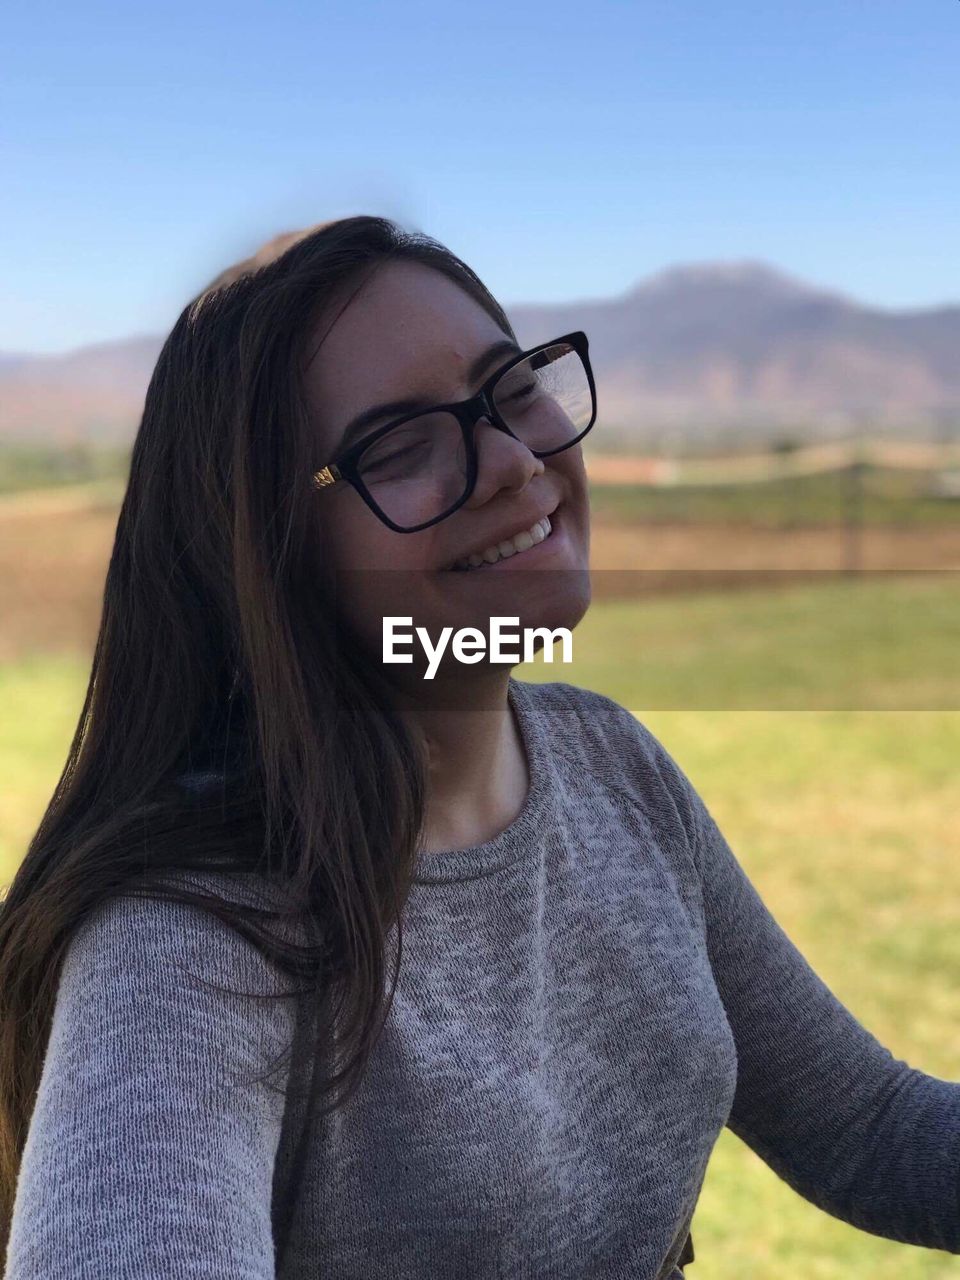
[1,486,959,661]
[0,489,122,662]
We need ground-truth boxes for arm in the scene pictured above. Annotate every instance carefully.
[562,681,960,1250]
[4,882,299,1278]
[680,761,960,1252]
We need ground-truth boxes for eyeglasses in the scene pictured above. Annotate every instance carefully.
[311,330,596,533]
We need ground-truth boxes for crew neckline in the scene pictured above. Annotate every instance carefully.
[411,675,554,886]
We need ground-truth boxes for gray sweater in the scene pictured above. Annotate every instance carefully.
[6,677,960,1278]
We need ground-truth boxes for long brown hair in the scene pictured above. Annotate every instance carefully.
[0,215,519,1254]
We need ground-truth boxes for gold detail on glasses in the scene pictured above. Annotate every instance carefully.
[312,465,341,489]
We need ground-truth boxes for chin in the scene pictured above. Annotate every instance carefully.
[427,562,592,646]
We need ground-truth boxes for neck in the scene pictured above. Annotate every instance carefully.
[388,668,529,854]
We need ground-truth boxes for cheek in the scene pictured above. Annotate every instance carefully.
[551,449,590,527]
[328,524,435,575]
[316,503,442,655]
[558,443,588,494]
[317,497,425,572]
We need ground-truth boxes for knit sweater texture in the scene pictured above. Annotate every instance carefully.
[5,676,960,1278]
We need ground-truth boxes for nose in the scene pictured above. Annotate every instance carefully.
[461,415,544,509]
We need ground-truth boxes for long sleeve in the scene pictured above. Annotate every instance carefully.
[4,882,299,1278]
[683,768,960,1252]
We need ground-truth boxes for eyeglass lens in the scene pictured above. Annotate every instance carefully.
[355,341,592,529]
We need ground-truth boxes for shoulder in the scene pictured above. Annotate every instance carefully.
[66,871,290,986]
[516,677,653,747]
[56,872,301,1085]
[514,678,700,854]
[514,676,673,775]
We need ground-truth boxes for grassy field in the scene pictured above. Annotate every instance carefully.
[3,577,959,1275]
[587,464,960,529]
[535,571,960,709]
[0,442,130,495]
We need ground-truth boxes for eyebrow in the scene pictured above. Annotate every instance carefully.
[334,337,523,454]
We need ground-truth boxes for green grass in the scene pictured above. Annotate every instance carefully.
[587,465,960,528]
[523,570,960,710]
[2,572,959,1275]
[0,442,130,496]
[0,652,90,881]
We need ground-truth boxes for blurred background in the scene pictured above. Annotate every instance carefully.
[2,1,959,1274]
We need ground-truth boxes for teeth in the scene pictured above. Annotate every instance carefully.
[451,515,553,571]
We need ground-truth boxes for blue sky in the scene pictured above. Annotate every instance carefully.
[3,0,958,353]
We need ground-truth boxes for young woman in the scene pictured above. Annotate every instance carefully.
[1,216,958,1279]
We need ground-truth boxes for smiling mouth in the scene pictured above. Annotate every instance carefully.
[447,511,556,571]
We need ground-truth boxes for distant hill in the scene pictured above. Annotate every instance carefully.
[508,263,960,449]
[0,336,163,445]
[3,260,959,450]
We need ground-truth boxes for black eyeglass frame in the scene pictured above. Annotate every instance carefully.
[311,330,596,533]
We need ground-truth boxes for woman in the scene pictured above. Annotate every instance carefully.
[1,216,958,1279]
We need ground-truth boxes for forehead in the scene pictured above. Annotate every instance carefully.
[301,260,510,443]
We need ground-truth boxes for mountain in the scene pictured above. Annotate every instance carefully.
[0,336,163,445]
[507,262,960,449]
[2,260,959,450]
